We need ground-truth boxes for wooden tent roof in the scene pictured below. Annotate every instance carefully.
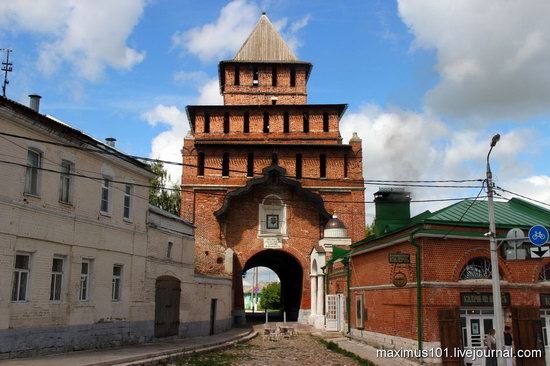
[233,14,298,62]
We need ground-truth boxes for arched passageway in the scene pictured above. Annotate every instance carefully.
[241,250,303,321]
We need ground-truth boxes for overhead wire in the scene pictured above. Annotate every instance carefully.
[0,131,484,188]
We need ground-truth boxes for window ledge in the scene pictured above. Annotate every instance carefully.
[59,201,73,207]
[23,193,41,199]
[99,211,112,217]
[123,217,133,224]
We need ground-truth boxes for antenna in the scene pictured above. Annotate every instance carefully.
[1,49,13,98]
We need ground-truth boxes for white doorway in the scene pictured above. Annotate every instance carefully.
[326,294,344,331]
[461,309,494,366]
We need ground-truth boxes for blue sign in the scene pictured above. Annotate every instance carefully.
[529,225,549,246]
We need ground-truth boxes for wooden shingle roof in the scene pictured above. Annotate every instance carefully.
[233,14,298,62]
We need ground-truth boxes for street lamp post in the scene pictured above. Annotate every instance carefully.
[487,134,505,366]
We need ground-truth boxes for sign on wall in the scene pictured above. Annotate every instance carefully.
[388,253,411,264]
[263,237,282,249]
[460,292,511,307]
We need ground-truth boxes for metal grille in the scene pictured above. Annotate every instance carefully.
[460,257,492,280]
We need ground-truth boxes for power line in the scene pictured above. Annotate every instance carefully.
[0,131,484,188]
[0,157,489,207]
[495,186,550,208]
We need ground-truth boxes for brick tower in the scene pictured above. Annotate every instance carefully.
[181,14,365,323]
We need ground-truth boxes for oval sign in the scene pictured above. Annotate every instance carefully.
[529,225,549,247]
[393,272,407,288]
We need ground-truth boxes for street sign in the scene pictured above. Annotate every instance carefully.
[529,225,549,246]
[530,246,550,258]
[506,228,525,248]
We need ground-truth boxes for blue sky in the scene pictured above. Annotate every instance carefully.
[1,0,549,222]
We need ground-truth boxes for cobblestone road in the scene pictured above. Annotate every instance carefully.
[174,333,366,366]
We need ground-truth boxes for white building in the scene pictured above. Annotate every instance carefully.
[0,96,231,359]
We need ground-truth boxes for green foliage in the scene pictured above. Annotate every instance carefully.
[365,223,376,238]
[149,161,181,216]
[259,282,281,310]
[317,337,375,366]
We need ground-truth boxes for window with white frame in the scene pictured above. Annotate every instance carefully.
[112,265,122,302]
[79,260,91,301]
[25,149,41,195]
[50,257,64,301]
[100,177,111,213]
[59,160,73,203]
[258,195,287,237]
[123,184,132,220]
[11,254,30,302]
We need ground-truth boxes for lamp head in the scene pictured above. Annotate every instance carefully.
[490,134,501,147]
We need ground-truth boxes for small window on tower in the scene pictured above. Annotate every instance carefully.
[290,68,296,87]
[222,153,230,177]
[243,112,250,133]
[344,153,349,178]
[204,113,210,133]
[263,112,270,133]
[303,112,309,133]
[323,112,329,132]
[296,154,302,179]
[272,67,277,86]
[224,112,230,133]
[198,152,205,176]
[234,66,240,85]
[253,67,259,86]
[284,112,290,133]
[247,153,254,177]
[272,153,278,166]
[320,154,327,178]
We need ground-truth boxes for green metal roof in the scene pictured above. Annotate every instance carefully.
[326,247,349,266]
[422,198,550,228]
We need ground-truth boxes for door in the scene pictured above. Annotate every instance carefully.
[155,276,181,338]
[461,309,493,366]
[512,307,545,366]
[209,298,217,336]
[326,294,338,331]
[438,308,463,366]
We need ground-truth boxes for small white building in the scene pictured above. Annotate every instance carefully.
[0,96,231,359]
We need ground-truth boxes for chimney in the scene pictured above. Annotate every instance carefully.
[28,94,42,113]
[373,188,411,236]
[105,137,116,148]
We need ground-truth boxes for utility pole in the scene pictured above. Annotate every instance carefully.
[487,133,505,366]
[1,49,13,97]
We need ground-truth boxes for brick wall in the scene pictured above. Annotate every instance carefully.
[344,233,550,343]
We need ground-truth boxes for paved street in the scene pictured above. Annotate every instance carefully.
[173,332,370,366]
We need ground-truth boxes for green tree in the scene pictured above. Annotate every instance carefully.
[149,161,181,216]
[260,282,281,310]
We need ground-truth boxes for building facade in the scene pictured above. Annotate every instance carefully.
[0,96,231,358]
[327,189,550,365]
[181,14,366,323]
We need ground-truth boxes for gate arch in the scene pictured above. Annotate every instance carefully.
[241,249,303,321]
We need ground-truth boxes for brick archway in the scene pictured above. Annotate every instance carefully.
[240,249,303,321]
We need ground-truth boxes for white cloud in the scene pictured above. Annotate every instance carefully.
[172,0,310,62]
[173,70,210,85]
[143,78,222,183]
[340,106,547,222]
[172,0,260,62]
[398,0,550,120]
[0,0,146,80]
[142,105,188,184]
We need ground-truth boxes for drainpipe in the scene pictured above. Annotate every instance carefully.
[410,226,423,356]
[344,257,351,334]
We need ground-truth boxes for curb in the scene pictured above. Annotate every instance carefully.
[110,330,257,366]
